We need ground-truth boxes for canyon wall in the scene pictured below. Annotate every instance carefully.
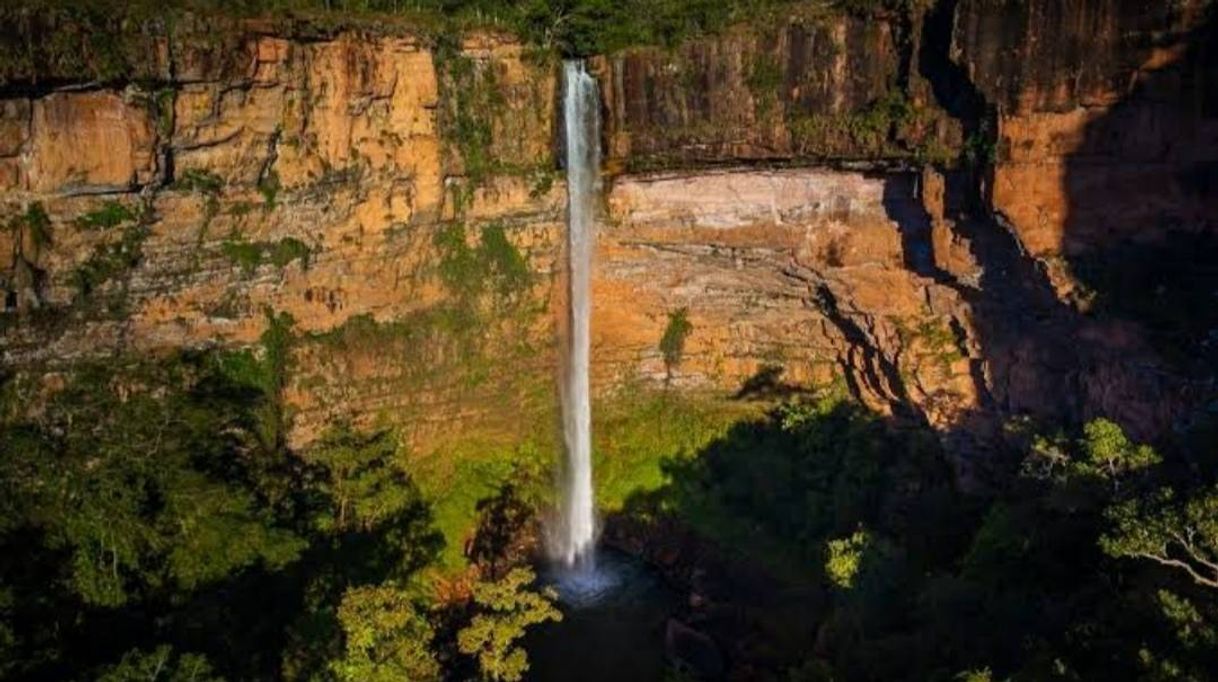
[1,0,1214,464]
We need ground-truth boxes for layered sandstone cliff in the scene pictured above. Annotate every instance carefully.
[1,0,1214,465]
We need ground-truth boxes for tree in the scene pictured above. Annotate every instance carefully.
[0,360,305,607]
[826,530,871,590]
[97,645,222,682]
[1102,486,1218,589]
[1080,419,1161,485]
[457,567,562,681]
[281,423,441,678]
[468,484,532,579]
[1136,589,1218,679]
[304,423,421,533]
[331,585,440,682]
[1021,418,1159,489]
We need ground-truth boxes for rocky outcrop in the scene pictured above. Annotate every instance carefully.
[600,167,980,436]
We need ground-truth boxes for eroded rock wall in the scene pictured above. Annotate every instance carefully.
[0,28,566,449]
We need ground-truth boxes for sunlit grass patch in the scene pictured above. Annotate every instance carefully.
[593,386,764,512]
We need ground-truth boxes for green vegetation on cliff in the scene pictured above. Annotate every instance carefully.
[2,0,915,86]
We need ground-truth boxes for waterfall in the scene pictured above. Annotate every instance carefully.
[554,60,600,569]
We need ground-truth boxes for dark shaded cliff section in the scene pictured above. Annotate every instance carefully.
[954,0,1194,114]
[944,0,1218,452]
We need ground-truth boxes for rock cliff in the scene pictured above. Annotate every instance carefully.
[1,0,1214,468]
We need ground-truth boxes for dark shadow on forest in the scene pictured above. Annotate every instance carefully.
[600,381,1194,679]
[608,398,974,679]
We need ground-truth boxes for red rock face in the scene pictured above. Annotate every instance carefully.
[957,0,1218,268]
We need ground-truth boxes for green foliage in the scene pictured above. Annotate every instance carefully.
[747,53,783,117]
[624,388,955,586]
[154,87,176,137]
[1020,418,1160,492]
[4,202,53,260]
[593,387,758,513]
[304,423,420,533]
[258,169,281,209]
[514,0,818,56]
[1081,418,1162,481]
[71,222,150,299]
[221,235,311,274]
[825,530,870,589]
[332,584,440,682]
[0,359,306,608]
[434,222,531,303]
[0,0,841,79]
[441,55,496,184]
[457,567,562,682]
[659,307,694,378]
[173,168,225,195]
[415,440,550,571]
[747,53,783,94]
[468,484,534,577]
[75,200,137,231]
[21,202,51,251]
[0,312,450,679]
[896,316,964,374]
[97,645,223,682]
[788,90,913,157]
[610,396,1209,679]
[214,309,295,461]
[1102,486,1218,589]
[280,418,441,678]
[1136,589,1218,678]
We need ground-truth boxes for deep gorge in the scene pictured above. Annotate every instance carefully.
[1,0,1217,680]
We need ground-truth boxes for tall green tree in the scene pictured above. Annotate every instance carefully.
[97,645,223,682]
[457,567,562,682]
[1102,486,1218,589]
[303,423,420,533]
[331,585,440,682]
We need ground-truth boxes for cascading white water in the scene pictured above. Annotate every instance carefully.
[554,60,600,569]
